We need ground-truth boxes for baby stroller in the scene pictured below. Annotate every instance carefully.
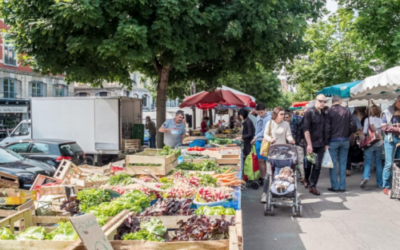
[264,144,302,217]
[389,143,400,199]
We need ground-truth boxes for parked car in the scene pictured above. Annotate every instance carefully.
[6,139,86,168]
[0,146,56,189]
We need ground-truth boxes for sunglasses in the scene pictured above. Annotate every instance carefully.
[285,116,290,119]
[317,99,327,103]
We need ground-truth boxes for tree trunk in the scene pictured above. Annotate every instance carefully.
[156,65,171,148]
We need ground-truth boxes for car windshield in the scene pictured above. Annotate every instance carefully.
[59,143,83,156]
[0,147,24,164]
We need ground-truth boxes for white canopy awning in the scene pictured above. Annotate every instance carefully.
[350,66,400,100]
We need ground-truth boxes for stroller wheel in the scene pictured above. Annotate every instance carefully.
[264,204,274,216]
[264,204,268,216]
[292,206,297,216]
[297,205,303,217]
[251,182,259,190]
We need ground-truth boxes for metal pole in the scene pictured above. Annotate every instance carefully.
[190,82,196,129]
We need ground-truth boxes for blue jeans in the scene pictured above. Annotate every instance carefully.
[329,141,349,190]
[383,136,400,188]
[363,143,383,187]
[149,134,156,148]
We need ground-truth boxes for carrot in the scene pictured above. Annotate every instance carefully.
[223,167,232,174]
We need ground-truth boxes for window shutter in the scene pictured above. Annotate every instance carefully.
[43,83,47,97]
[28,82,32,97]
[0,78,3,98]
[16,79,22,99]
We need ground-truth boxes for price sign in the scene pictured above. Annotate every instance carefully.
[70,214,113,250]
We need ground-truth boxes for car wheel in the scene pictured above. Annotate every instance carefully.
[85,156,95,166]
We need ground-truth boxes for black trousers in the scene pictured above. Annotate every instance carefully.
[305,146,325,188]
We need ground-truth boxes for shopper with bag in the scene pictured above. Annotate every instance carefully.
[360,105,383,189]
[303,94,327,196]
[250,103,271,189]
[261,107,294,202]
[325,96,356,193]
[237,109,255,159]
[381,96,400,195]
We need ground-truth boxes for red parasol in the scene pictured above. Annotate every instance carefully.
[291,101,309,107]
[180,89,248,108]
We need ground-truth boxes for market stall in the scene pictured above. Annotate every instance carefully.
[0,145,244,250]
[350,66,400,101]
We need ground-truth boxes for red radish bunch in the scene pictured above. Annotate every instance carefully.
[136,187,161,199]
[109,186,126,195]
[165,182,195,199]
[196,187,232,203]
[138,176,156,183]
[187,176,200,187]
[172,170,185,180]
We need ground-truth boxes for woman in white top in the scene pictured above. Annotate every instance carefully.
[360,105,383,189]
[263,107,295,145]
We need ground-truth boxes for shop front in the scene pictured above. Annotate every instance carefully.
[0,99,30,139]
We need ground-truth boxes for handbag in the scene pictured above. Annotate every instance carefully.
[360,112,382,149]
[260,121,272,157]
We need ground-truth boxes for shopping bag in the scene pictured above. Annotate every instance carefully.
[322,150,334,168]
[244,146,260,181]
[251,146,260,172]
[260,121,272,157]
[260,140,271,157]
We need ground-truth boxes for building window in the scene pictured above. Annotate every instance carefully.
[142,95,148,107]
[3,78,16,98]
[133,73,137,87]
[133,93,139,98]
[125,91,130,97]
[97,91,109,97]
[3,43,17,66]
[76,92,88,96]
[54,84,68,97]
[31,82,45,97]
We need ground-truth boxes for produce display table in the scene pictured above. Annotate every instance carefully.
[0,146,244,250]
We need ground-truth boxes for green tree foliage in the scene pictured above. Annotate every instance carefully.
[341,0,400,68]
[287,8,379,101]
[0,0,325,146]
[215,64,282,109]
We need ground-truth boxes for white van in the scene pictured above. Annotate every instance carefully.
[0,120,31,146]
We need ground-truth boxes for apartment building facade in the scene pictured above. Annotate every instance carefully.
[0,20,73,130]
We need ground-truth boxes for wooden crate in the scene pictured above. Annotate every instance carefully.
[125,149,178,176]
[40,185,79,197]
[30,174,63,192]
[0,208,77,250]
[54,160,82,182]
[69,177,108,188]
[66,210,242,250]
[0,171,19,188]
[123,139,141,152]
[0,189,37,206]
[78,164,110,176]
[0,199,34,218]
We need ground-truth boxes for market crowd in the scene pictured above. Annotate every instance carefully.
[156,95,400,202]
[233,94,400,202]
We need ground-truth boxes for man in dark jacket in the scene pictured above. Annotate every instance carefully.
[325,95,357,192]
[303,94,327,195]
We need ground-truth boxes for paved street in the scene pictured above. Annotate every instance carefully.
[242,168,400,250]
